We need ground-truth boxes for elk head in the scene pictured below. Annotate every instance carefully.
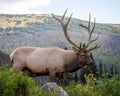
[52,10,101,68]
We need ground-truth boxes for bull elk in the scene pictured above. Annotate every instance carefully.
[10,10,101,82]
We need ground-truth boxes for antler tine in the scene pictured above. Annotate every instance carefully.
[79,14,101,51]
[79,14,92,49]
[88,44,101,51]
[52,14,62,24]
[52,10,80,49]
[66,13,73,28]
[87,17,101,50]
[88,13,91,33]
[78,42,83,53]
[61,9,68,21]
[89,34,99,44]
[91,18,96,33]
[86,17,96,48]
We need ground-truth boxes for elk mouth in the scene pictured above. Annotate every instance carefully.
[81,61,94,69]
[82,65,88,69]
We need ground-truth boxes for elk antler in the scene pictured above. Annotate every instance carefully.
[52,10,101,53]
[52,9,80,50]
[79,14,101,51]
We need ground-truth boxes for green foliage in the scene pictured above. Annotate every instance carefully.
[65,74,120,96]
[41,90,59,96]
[64,74,97,96]
[0,64,120,96]
[0,64,42,96]
[96,75,120,96]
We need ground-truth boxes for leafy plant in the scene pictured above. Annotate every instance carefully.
[64,74,120,96]
[0,64,42,96]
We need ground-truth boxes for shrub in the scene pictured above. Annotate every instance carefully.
[64,74,97,96]
[1,64,120,96]
[97,75,120,96]
[65,74,120,96]
[0,64,42,96]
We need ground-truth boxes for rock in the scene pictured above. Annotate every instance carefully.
[41,82,68,96]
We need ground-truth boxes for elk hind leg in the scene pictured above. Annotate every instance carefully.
[12,62,24,72]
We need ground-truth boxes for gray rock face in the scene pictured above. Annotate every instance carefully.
[41,82,68,96]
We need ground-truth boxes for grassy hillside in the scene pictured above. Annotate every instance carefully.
[0,14,120,66]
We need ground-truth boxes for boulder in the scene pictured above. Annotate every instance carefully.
[41,82,68,96]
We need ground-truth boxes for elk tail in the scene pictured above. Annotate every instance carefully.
[9,48,17,61]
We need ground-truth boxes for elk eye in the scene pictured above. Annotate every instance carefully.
[81,55,85,57]
[81,54,87,58]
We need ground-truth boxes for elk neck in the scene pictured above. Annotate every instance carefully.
[63,50,81,73]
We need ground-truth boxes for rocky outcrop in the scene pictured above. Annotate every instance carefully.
[41,82,68,96]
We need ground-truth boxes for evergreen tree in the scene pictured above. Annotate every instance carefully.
[109,65,118,77]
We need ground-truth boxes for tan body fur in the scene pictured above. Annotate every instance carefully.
[10,46,86,81]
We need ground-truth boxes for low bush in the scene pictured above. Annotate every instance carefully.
[0,64,42,96]
[65,74,120,96]
[0,64,120,96]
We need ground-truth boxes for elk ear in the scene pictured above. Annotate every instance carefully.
[90,52,94,61]
[72,47,79,55]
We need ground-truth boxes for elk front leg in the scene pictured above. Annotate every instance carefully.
[49,72,56,82]
[57,73,68,86]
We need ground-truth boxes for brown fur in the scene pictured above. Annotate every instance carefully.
[10,46,93,82]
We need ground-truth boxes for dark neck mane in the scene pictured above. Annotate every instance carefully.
[63,51,81,73]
